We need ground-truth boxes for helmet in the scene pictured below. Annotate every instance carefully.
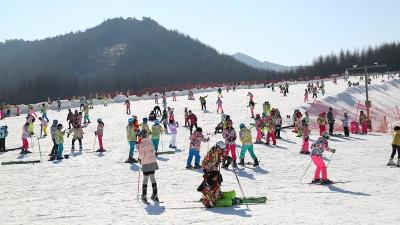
[128,118,134,123]
[143,118,148,122]
[97,118,102,123]
[155,120,160,125]
[216,141,226,149]
[322,132,330,139]
[239,123,245,129]
[53,120,58,124]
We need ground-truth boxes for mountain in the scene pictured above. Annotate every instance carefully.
[0,17,278,104]
[232,52,293,72]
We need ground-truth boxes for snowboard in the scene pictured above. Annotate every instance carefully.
[156,151,175,155]
[308,181,350,185]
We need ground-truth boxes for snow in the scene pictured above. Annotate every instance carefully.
[1,76,400,224]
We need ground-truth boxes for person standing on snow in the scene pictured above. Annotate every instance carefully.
[199,95,208,111]
[67,122,84,151]
[274,110,282,139]
[95,118,105,152]
[0,125,8,152]
[217,88,223,98]
[265,111,277,145]
[186,127,209,169]
[137,129,160,203]
[38,117,48,138]
[184,107,189,127]
[188,111,198,135]
[20,123,31,154]
[55,124,66,160]
[126,118,138,163]
[341,112,350,137]
[327,107,335,135]
[254,114,264,144]
[151,120,163,155]
[124,99,131,115]
[304,89,309,102]
[216,97,224,114]
[83,104,91,124]
[160,109,169,134]
[359,111,368,134]
[312,86,318,98]
[310,132,336,184]
[222,119,238,168]
[154,94,159,105]
[263,101,271,116]
[67,109,74,129]
[248,100,255,118]
[40,103,49,122]
[168,119,178,149]
[238,123,259,166]
[387,126,400,167]
[300,119,310,154]
[317,112,327,136]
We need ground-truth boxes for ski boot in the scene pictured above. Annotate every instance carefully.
[150,183,159,202]
[255,140,263,144]
[142,184,149,204]
[169,144,173,148]
[253,158,259,167]
[79,145,83,151]
[71,146,75,151]
[239,158,245,167]
[232,160,237,168]
[125,156,137,163]
[311,178,321,184]
[387,158,396,166]
[321,179,333,185]
[193,164,201,169]
[222,157,232,169]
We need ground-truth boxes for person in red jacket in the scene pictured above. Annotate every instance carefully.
[187,110,198,135]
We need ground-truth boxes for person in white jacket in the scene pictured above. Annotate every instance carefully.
[138,129,159,204]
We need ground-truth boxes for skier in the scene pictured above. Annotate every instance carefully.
[126,118,138,163]
[275,110,282,139]
[67,122,83,151]
[38,117,48,138]
[172,92,177,101]
[79,97,85,111]
[387,126,400,167]
[263,101,271,116]
[162,94,167,111]
[40,103,49,122]
[265,111,277,145]
[28,104,37,118]
[248,100,255,118]
[168,119,178,149]
[327,107,335,135]
[238,123,259,166]
[151,120,163,154]
[222,119,237,168]
[168,107,175,122]
[55,124,66,159]
[49,120,58,160]
[20,122,31,154]
[95,118,105,152]
[359,111,368,134]
[153,105,161,117]
[341,112,350,137]
[184,107,189,127]
[124,99,131,115]
[312,86,318,98]
[310,132,336,184]
[141,118,151,134]
[247,92,254,102]
[216,97,224,114]
[148,111,156,122]
[186,127,209,169]
[0,126,8,152]
[161,109,169,134]
[188,111,198,135]
[300,119,310,154]
[254,114,264,144]
[293,110,303,136]
[154,94,159,105]
[199,95,208,111]
[271,83,275,92]
[188,90,195,100]
[137,129,160,203]
[83,104,91,124]
[317,112,327,136]
[77,112,83,127]
[57,98,61,111]
[304,89,309,102]
[67,109,74,129]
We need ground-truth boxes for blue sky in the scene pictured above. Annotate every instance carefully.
[1,0,399,66]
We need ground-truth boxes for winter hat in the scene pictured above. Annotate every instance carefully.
[128,118,134,123]
[196,127,203,133]
[322,132,330,139]
[143,118,148,122]
[97,118,102,123]
[239,123,245,129]
[394,126,400,131]
[57,124,63,128]
[53,120,58,124]
[155,120,160,125]
[226,119,233,126]
[215,141,226,149]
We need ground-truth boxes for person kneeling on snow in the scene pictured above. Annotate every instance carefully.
[310,132,336,184]
[137,129,160,203]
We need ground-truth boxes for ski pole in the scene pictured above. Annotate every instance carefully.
[93,134,96,151]
[137,165,141,200]
[37,137,43,163]
[300,160,313,181]
[232,167,246,199]
[326,152,334,168]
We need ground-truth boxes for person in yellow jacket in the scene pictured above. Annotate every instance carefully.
[263,101,271,116]
[238,123,259,167]
[387,126,400,167]
[55,124,66,160]
[126,118,138,163]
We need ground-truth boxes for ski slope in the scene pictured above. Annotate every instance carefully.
[1,76,400,225]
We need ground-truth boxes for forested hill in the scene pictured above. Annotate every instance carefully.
[0,17,272,103]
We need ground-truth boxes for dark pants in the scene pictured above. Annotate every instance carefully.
[190,123,198,135]
[72,138,82,148]
[50,138,58,156]
[275,126,281,138]
[343,127,349,136]
[312,93,317,98]
[328,123,334,135]
[391,145,400,159]
[0,138,5,151]
[201,103,206,110]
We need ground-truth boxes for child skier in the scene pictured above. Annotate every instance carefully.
[126,118,138,163]
[216,97,224,114]
[49,120,58,159]
[154,94,159,105]
[248,100,255,118]
[151,120,163,154]
[238,123,259,166]
[300,119,310,154]
[265,112,277,145]
[188,111,198,135]
[67,122,84,151]
[199,95,208,111]
[317,112,327,136]
[67,109,74,129]
[359,111,368,134]
[124,99,131,115]
[161,109,169,134]
[138,129,160,203]
[184,107,189,127]
[222,119,238,168]
[38,117,48,138]
[21,122,31,154]
[186,127,209,169]
[168,120,178,149]
[254,114,264,144]
[83,104,91,124]
[40,103,49,122]
[341,112,350,137]
[263,101,271,116]
[95,118,105,152]
[141,118,151,134]
[275,110,282,139]
[387,126,400,167]
[0,126,8,152]
[310,132,336,184]
[172,92,177,101]
[304,89,309,102]
[55,124,66,159]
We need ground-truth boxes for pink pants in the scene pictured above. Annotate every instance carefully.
[98,135,104,150]
[319,124,326,136]
[266,132,276,145]
[304,95,308,102]
[301,139,309,152]
[256,128,262,141]
[311,155,327,180]
[224,144,237,161]
[173,96,176,101]
[361,122,368,134]
[217,104,223,113]
[22,138,29,150]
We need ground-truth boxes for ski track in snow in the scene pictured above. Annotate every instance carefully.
[1,77,400,224]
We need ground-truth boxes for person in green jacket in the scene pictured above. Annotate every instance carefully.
[239,123,259,167]
[151,120,164,154]
[263,101,271,116]
[199,95,208,111]
[55,124,66,160]
[126,118,138,163]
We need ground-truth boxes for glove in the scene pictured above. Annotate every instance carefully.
[331,149,336,153]
[206,137,210,142]
[94,131,98,136]
[67,134,70,138]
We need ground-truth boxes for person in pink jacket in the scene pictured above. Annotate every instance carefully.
[310,132,336,184]
[222,119,237,168]
[21,122,31,154]
[216,97,224,114]
[137,129,159,204]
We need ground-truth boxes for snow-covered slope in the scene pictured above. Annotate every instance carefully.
[0,76,399,224]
